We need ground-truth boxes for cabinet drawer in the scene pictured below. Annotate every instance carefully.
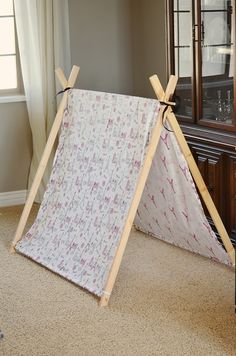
[226,155,236,245]
[186,140,236,247]
[189,144,224,216]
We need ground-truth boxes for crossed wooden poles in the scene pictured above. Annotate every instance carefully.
[11,65,235,307]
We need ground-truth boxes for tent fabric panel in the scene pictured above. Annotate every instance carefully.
[16,89,160,296]
[135,122,231,266]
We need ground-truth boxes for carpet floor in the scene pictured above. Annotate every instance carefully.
[0,205,235,356]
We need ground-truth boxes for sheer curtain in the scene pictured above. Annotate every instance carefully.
[14,0,71,202]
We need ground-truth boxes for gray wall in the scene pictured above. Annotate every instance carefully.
[0,0,167,194]
[0,101,32,192]
[69,0,167,97]
[69,0,134,95]
[131,0,168,98]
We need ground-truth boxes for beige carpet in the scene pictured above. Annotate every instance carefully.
[0,205,235,356]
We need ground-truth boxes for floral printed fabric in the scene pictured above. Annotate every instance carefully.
[135,122,232,266]
[16,89,160,296]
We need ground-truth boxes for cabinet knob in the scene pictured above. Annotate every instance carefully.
[208,185,214,192]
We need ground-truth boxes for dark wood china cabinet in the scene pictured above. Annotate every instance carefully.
[167,0,236,246]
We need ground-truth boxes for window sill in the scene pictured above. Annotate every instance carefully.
[0,95,26,104]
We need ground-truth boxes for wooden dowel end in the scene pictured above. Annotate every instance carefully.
[10,245,16,254]
[99,294,110,307]
[229,248,235,267]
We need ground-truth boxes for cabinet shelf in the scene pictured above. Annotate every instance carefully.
[176,78,233,90]
[201,9,229,13]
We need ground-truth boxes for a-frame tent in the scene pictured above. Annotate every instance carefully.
[11,65,235,307]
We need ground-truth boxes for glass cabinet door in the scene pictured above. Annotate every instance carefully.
[199,0,235,126]
[169,0,235,130]
[172,0,194,120]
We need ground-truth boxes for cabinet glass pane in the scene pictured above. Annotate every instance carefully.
[174,0,191,11]
[174,12,192,46]
[200,0,234,125]
[175,47,192,77]
[201,0,226,10]
[173,0,193,119]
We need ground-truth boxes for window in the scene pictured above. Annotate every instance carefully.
[0,0,21,94]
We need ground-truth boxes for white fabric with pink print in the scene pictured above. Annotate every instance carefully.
[135,121,231,266]
[16,89,232,297]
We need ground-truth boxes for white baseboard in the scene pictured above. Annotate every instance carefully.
[0,190,27,208]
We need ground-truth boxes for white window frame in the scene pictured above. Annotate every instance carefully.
[0,1,25,103]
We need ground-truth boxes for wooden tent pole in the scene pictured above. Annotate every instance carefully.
[99,75,178,307]
[149,75,235,266]
[10,65,80,252]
